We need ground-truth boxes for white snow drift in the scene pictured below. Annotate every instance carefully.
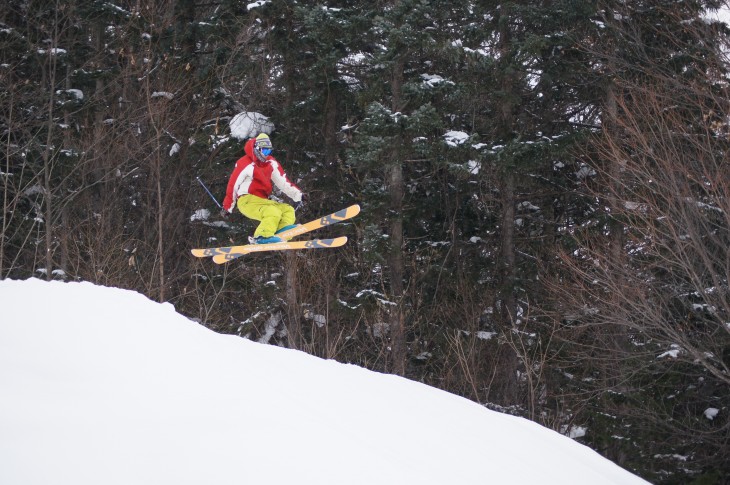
[0,279,648,485]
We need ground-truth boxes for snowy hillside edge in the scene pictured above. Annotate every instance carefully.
[0,279,649,485]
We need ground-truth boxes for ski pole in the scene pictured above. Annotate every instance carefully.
[196,176,222,209]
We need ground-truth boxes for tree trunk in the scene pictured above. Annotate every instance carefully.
[42,48,58,281]
[155,152,165,302]
[388,161,405,376]
[388,54,407,376]
[499,170,517,324]
[0,96,12,277]
[494,9,521,403]
[285,252,302,350]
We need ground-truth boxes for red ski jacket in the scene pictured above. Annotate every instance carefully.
[222,138,302,213]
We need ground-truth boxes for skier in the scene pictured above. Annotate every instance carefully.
[221,133,304,244]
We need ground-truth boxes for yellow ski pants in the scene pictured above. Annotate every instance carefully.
[237,195,296,238]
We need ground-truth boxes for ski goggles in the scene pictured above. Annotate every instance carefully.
[261,148,272,156]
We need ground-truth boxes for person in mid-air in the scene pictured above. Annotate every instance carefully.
[221,133,304,244]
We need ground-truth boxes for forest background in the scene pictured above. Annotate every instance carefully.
[2,1,729,483]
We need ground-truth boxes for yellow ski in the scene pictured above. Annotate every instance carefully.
[209,236,348,264]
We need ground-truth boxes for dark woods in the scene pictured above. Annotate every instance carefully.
[1,1,729,482]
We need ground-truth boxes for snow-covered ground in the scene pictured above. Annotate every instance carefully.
[0,279,649,485]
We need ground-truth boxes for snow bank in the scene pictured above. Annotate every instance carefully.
[0,279,648,485]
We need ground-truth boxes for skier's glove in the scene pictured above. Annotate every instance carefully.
[219,208,229,218]
[294,196,305,211]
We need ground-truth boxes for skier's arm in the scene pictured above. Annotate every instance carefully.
[221,174,236,213]
[270,159,302,203]
[222,157,249,212]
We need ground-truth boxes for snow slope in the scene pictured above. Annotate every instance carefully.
[0,279,649,485]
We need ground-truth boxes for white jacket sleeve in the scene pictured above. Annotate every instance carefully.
[269,159,302,202]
